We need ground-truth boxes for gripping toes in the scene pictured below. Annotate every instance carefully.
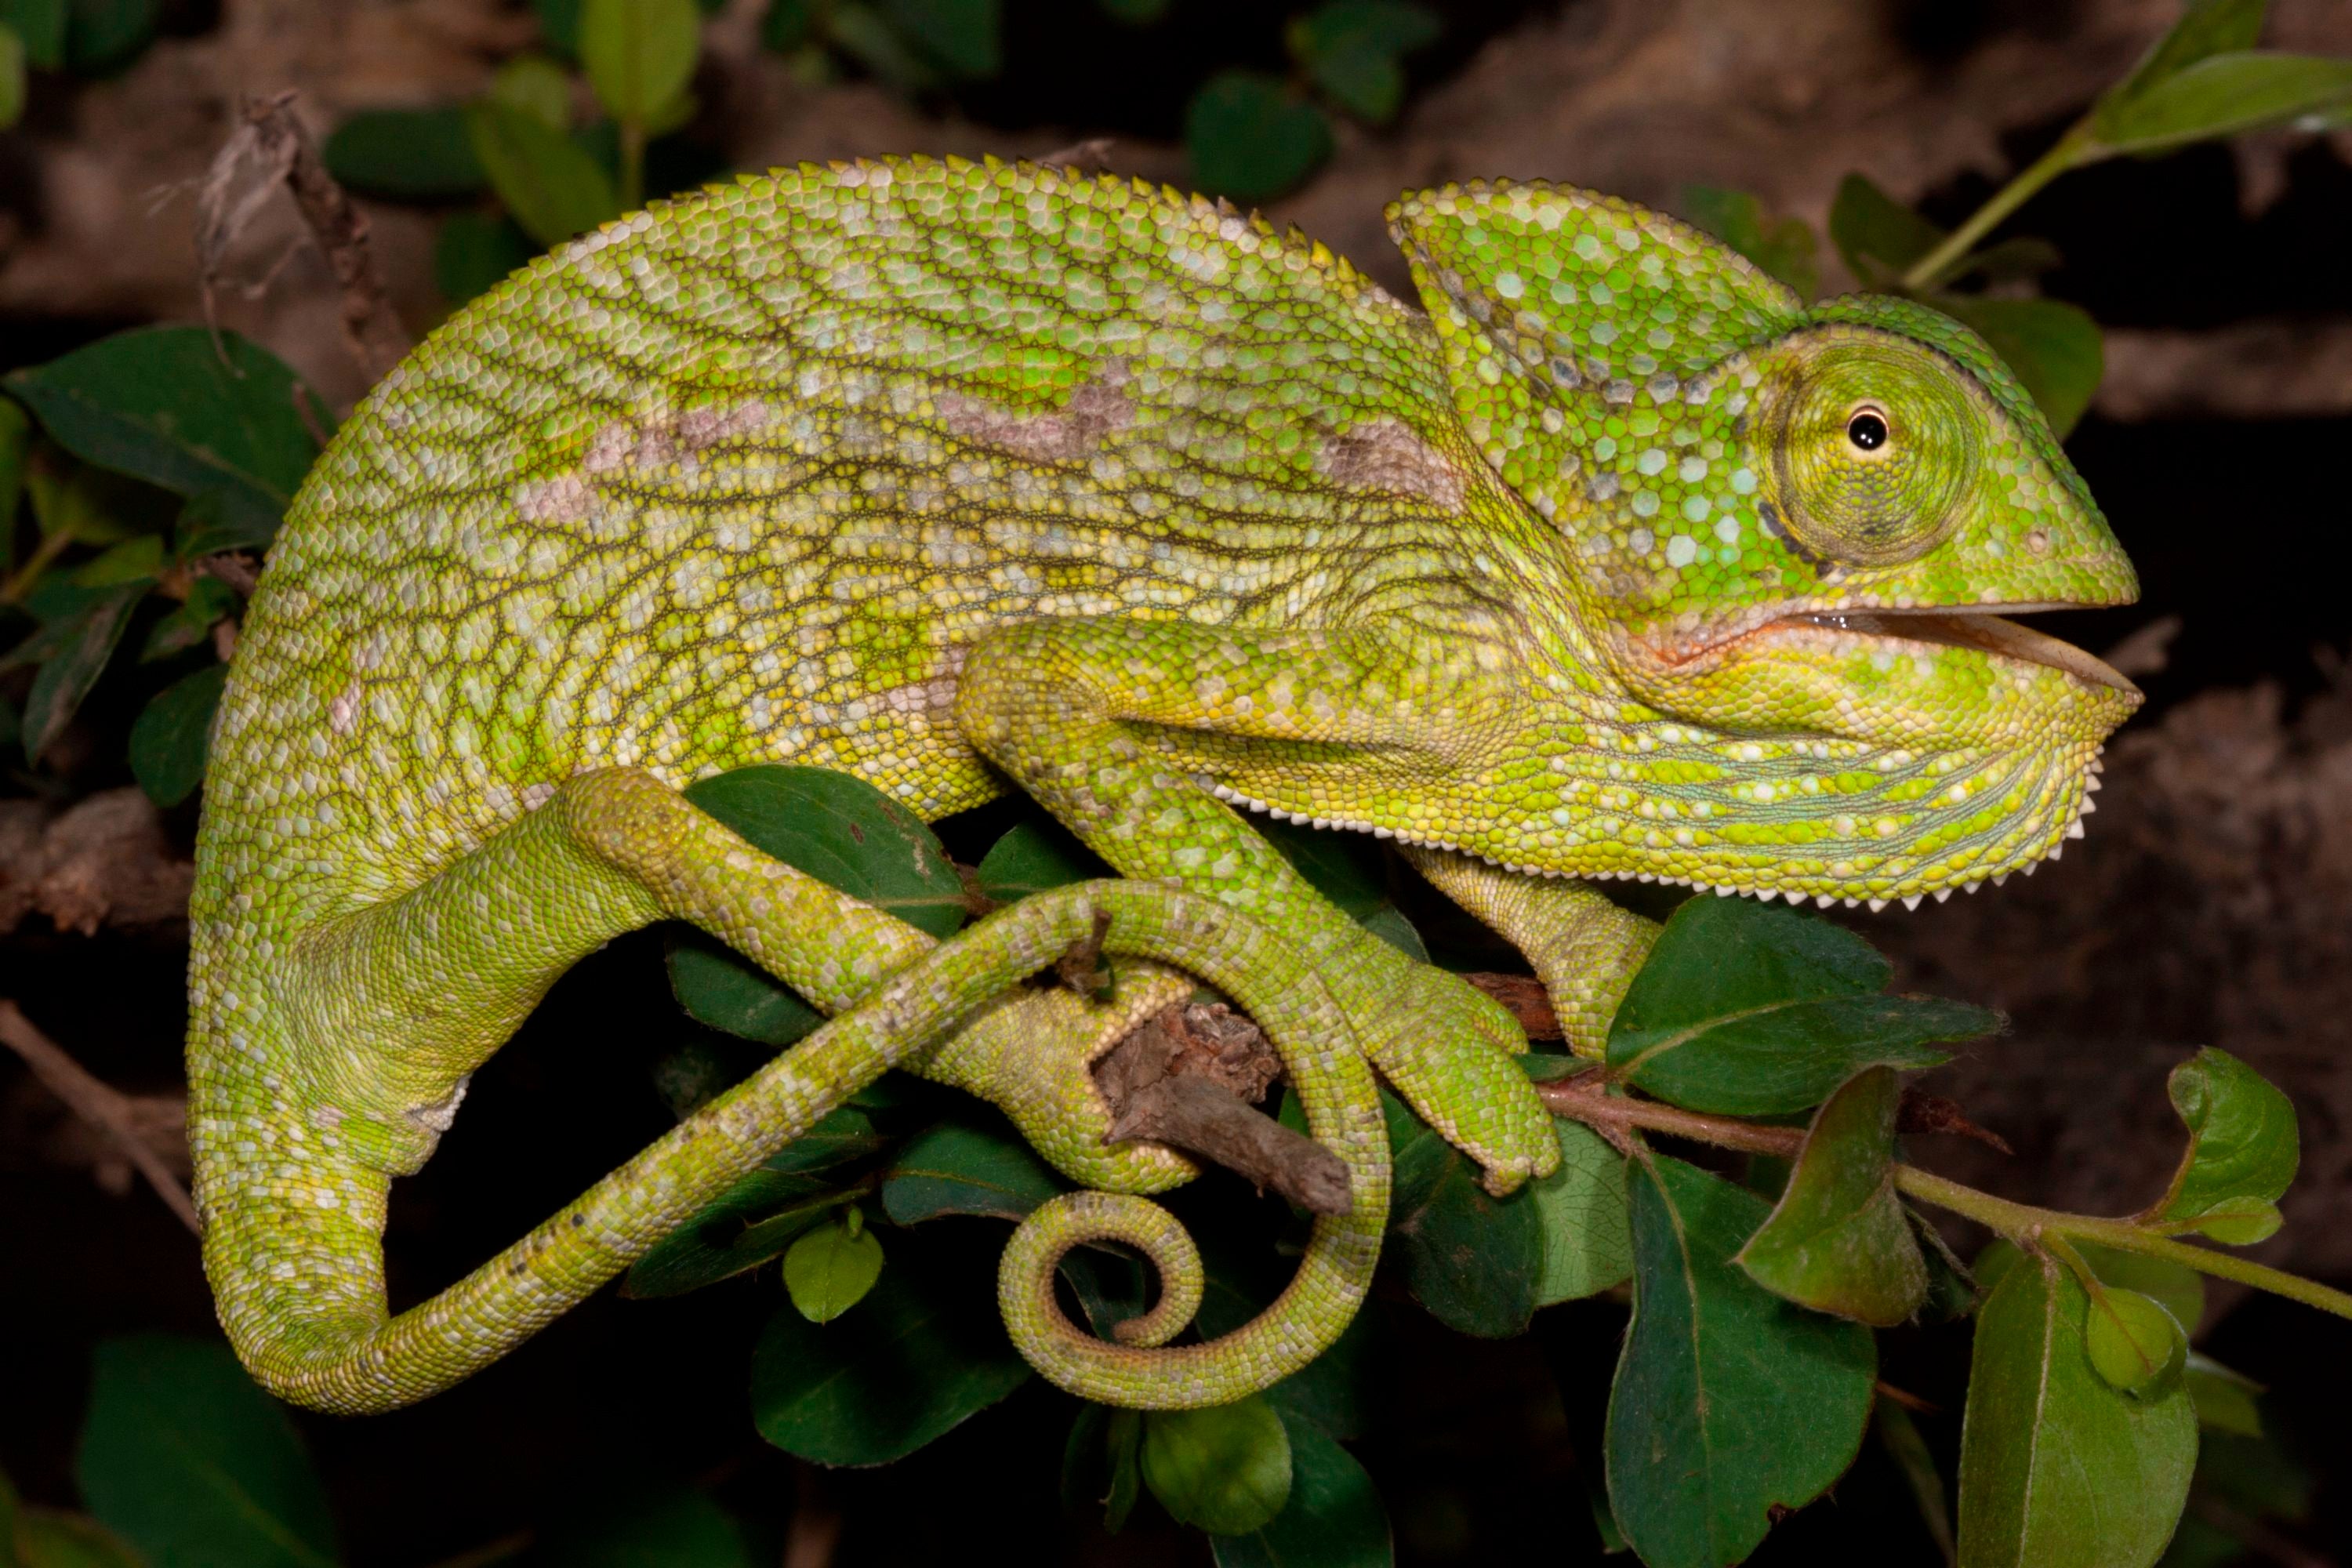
[1362,963,1558,1196]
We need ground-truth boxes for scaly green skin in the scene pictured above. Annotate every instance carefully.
[187,156,2139,1414]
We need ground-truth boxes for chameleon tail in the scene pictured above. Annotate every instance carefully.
[995,996,1388,1408]
[201,878,1381,1414]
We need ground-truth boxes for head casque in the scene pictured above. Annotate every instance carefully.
[1391,180,2140,909]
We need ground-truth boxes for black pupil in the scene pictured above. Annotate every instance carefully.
[1847,411,1889,451]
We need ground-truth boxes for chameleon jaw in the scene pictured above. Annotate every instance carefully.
[1774,604,2142,699]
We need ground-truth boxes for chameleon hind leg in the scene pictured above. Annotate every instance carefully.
[195,768,1383,1413]
[957,615,1559,1194]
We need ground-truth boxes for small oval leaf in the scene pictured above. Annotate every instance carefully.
[1142,1395,1294,1537]
[580,0,700,123]
[782,1214,885,1323]
[2082,1287,2187,1397]
[129,660,227,807]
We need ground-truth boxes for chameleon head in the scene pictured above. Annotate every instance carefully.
[1392,181,2140,906]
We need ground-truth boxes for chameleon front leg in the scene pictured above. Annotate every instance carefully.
[956,616,1559,1193]
[1402,847,1659,1058]
[199,768,1383,1413]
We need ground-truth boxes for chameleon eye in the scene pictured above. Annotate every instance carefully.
[1846,407,1889,452]
[1761,335,1984,569]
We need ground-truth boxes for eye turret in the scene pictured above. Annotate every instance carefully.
[1762,336,1984,569]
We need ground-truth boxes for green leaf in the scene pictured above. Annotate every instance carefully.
[322,107,488,198]
[1287,0,1439,124]
[1681,184,1820,299]
[2151,1046,2297,1244]
[666,764,967,1043]
[750,1234,1030,1465]
[2081,1284,2187,1398]
[20,581,140,762]
[2181,1352,2263,1438]
[1529,1117,1631,1305]
[1827,172,1947,285]
[975,817,1106,902]
[1185,71,1334,203]
[884,0,1000,78]
[1605,1155,1877,1568]
[1607,897,1996,1116]
[1737,1065,1928,1326]
[1931,294,2103,439]
[61,0,154,74]
[0,24,26,130]
[783,1211,886,1323]
[1381,1088,1543,1337]
[1142,1395,1293,1536]
[1098,0,1168,21]
[581,0,700,124]
[464,99,618,248]
[1212,1406,1392,1568]
[25,449,171,550]
[1,0,67,71]
[75,1334,339,1568]
[531,1486,757,1568]
[2108,0,2268,106]
[129,661,227,808]
[434,212,539,307]
[1955,1254,2197,1566]
[492,52,573,129]
[880,1109,1067,1224]
[6,327,326,550]
[2092,51,2352,156]
[140,575,234,662]
[70,532,161,586]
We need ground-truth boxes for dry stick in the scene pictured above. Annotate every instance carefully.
[216,93,412,383]
[0,1000,201,1236]
[1531,1075,2352,1322]
[1094,1000,1352,1215]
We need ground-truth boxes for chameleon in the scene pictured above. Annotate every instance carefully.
[186,154,2141,1416]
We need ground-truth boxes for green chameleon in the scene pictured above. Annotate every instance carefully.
[187,155,2140,1416]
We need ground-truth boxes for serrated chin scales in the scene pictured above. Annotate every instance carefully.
[1200,742,2103,914]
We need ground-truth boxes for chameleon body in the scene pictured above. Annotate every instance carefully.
[187,156,2140,1414]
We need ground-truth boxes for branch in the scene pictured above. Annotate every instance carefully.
[0,1001,200,1236]
[201,92,411,383]
[1534,1072,2352,1321]
[1094,1000,1351,1214]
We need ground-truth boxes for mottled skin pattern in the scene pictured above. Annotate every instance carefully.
[187,156,2140,1414]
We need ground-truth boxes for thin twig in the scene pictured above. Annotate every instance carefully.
[0,1000,201,1235]
[203,92,412,383]
[1534,1072,2352,1321]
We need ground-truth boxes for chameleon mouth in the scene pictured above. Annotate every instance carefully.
[1772,604,2142,699]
